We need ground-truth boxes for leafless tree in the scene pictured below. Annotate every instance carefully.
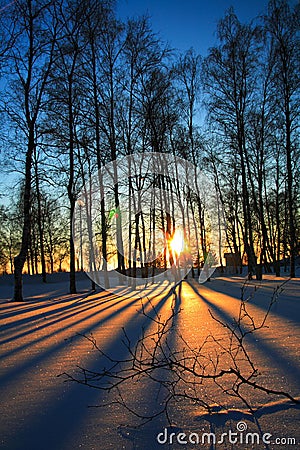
[264,0,300,278]
[2,0,58,300]
[203,9,262,279]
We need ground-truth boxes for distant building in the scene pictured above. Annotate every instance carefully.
[224,252,241,274]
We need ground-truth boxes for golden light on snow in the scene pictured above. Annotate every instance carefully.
[170,229,184,256]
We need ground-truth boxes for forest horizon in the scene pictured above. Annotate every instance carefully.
[0,0,299,301]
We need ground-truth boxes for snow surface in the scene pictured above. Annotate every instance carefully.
[0,270,299,449]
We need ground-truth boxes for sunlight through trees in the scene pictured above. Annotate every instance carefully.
[0,0,298,299]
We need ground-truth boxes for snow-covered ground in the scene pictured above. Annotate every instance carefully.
[0,270,299,449]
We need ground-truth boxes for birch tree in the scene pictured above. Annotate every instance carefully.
[265,0,300,278]
[203,9,261,279]
[3,0,57,301]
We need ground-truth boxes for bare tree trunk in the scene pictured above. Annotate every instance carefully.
[275,166,281,277]
[67,84,77,294]
[10,0,56,300]
[34,151,47,283]
[265,0,299,278]
[285,108,296,278]
[13,126,34,301]
[89,32,110,288]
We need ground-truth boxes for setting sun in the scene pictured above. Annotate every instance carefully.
[170,229,184,256]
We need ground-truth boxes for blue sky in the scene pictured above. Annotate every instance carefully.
[116,0,284,55]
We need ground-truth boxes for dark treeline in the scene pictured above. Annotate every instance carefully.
[0,0,299,300]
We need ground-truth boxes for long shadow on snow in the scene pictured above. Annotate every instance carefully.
[187,281,300,386]
[0,278,168,321]
[2,284,176,450]
[0,292,112,338]
[0,282,170,356]
[117,284,184,450]
[203,278,300,327]
[0,290,132,347]
[0,282,145,329]
[0,293,142,387]
[0,288,103,319]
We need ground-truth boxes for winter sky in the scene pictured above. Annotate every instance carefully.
[116,0,296,55]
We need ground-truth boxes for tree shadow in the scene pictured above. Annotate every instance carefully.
[187,280,300,385]
[0,282,177,450]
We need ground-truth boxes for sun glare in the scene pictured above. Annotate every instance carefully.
[170,229,184,256]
